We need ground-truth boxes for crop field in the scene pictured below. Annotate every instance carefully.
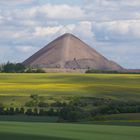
[0,121,140,140]
[0,73,140,139]
[0,73,140,106]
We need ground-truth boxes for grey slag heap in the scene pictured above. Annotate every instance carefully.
[23,33,123,71]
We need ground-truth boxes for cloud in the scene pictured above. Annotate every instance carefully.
[115,0,140,7]
[31,21,94,43]
[39,4,86,20]
[33,25,63,37]
[93,20,140,41]
[74,21,93,37]
[63,21,95,42]
[15,45,36,53]
[84,0,140,21]
[1,3,86,21]
[86,0,140,7]
[0,0,33,5]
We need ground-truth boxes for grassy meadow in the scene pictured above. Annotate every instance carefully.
[0,73,140,106]
[0,121,140,140]
[0,73,140,140]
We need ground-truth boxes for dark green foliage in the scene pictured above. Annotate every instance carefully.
[25,109,33,115]
[15,63,26,73]
[6,107,15,115]
[0,62,45,73]
[58,98,140,121]
[15,108,20,114]
[39,109,47,116]
[85,69,120,74]
[3,62,15,73]
[90,100,140,117]
[47,108,57,116]
[0,103,4,115]
[33,108,39,115]
[59,105,86,121]
[85,69,140,74]
[20,108,25,114]
[0,97,140,122]
[2,62,25,73]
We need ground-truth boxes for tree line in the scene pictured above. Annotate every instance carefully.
[0,96,140,122]
[0,62,45,73]
[85,69,140,74]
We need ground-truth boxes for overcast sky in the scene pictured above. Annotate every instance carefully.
[0,0,140,69]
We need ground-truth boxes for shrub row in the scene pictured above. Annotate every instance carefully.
[0,62,45,73]
[0,107,58,116]
[0,98,140,122]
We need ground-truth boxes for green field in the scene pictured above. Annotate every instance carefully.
[0,73,140,106]
[0,121,140,140]
[0,73,140,139]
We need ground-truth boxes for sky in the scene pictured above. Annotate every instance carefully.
[0,0,140,69]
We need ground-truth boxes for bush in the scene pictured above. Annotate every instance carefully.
[47,108,57,116]
[6,107,15,115]
[33,108,39,115]
[59,105,86,121]
[25,108,33,115]
[0,105,4,115]
[19,108,25,114]
[39,109,47,116]
[15,108,20,114]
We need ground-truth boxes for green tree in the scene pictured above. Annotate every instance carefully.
[2,62,25,73]
[15,63,25,72]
